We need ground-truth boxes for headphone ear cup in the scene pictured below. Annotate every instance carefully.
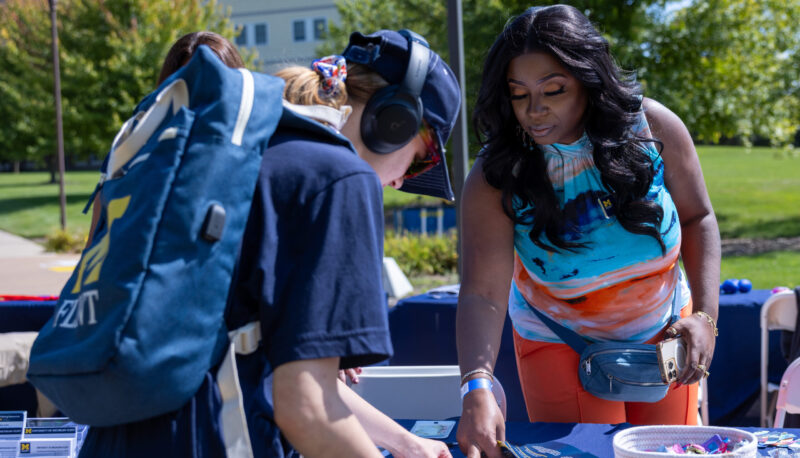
[361,85,423,155]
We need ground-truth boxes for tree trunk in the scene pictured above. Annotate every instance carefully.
[47,154,57,183]
[13,161,20,173]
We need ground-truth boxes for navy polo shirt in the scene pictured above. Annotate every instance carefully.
[79,112,393,457]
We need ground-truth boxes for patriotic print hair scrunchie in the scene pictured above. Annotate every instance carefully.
[311,55,347,97]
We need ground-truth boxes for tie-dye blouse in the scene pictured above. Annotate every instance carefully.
[509,112,690,344]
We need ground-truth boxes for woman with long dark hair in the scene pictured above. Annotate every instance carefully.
[456,5,720,456]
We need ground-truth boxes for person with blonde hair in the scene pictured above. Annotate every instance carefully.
[79,29,460,458]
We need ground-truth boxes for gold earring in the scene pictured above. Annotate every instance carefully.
[516,125,534,151]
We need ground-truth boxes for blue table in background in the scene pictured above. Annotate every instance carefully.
[0,300,57,416]
[714,289,786,425]
[389,289,786,425]
[0,300,57,333]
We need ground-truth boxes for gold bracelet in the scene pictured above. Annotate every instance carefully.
[695,311,719,336]
[460,368,494,386]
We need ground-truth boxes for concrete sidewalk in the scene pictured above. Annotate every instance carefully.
[0,230,78,296]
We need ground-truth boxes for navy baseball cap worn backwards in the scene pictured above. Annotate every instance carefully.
[343,29,461,201]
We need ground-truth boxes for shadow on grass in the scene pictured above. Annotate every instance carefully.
[717,213,800,239]
[0,180,57,189]
[0,193,94,217]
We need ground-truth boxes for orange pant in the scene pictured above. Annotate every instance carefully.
[512,306,698,424]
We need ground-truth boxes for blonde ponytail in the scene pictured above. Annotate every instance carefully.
[275,62,389,108]
[275,66,347,109]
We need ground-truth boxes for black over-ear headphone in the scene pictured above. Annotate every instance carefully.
[360,30,431,154]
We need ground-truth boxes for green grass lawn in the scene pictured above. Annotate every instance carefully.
[720,251,800,290]
[1,145,799,288]
[387,145,800,239]
[698,145,800,239]
[0,171,98,239]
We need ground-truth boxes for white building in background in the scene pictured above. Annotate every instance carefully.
[219,0,339,73]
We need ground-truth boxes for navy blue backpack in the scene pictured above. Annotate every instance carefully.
[27,46,284,433]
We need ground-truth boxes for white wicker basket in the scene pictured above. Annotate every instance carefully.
[613,425,757,458]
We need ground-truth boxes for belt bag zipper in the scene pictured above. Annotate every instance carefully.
[583,348,656,375]
[607,373,666,392]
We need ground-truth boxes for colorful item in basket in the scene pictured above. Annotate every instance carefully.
[654,434,745,454]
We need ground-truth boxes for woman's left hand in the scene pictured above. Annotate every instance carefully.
[666,313,716,385]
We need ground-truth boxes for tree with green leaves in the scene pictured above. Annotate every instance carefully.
[640,0,800,145]
[0,1,54,171]
[323,0,799,147]
[0,0,248,174]
[321,0,666,155]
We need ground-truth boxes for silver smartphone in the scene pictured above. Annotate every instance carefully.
[656,337,687,383]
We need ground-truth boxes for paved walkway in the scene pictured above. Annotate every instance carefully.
[0,230,78,297]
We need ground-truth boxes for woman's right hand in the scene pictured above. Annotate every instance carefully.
[456,388,505,458]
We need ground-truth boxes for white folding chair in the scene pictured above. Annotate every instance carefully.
[760,291,797,426]
[774,357,800,427]
[698,377,709,425]
[381,257,413,300]
[349,365,506,420]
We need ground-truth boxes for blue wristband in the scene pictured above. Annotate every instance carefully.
[460,377,493,399]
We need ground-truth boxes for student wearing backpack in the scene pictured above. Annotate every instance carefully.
[75,30,460,458]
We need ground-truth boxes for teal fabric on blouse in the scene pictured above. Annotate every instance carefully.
[509,111,689,344]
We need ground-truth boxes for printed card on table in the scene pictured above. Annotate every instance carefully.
[18,438,74,457]
[25,417,86,457]
[409,420,456,439]
[0,411,26,458]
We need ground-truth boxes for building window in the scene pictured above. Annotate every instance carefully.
[293,20,306,42]
[313,18,327,40]
[235,25,247,46]
[254,23,268,45]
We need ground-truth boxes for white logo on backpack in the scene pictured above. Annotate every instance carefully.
[53,289,99,328]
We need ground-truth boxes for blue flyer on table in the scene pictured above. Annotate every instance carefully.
[498,440,597,458]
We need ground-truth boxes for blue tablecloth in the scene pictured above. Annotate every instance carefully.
[394,419,800,458]
[714,289,787,425]
[0,300,57,333]
[0,300,57,416]
[389,289,786,425]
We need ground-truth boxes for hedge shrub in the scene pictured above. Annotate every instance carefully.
[44,229,87,253]
[384,231,458,276]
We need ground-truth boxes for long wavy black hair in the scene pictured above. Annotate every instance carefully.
[474,4,665,253]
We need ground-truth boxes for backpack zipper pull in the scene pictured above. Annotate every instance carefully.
[609,374,613,392]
